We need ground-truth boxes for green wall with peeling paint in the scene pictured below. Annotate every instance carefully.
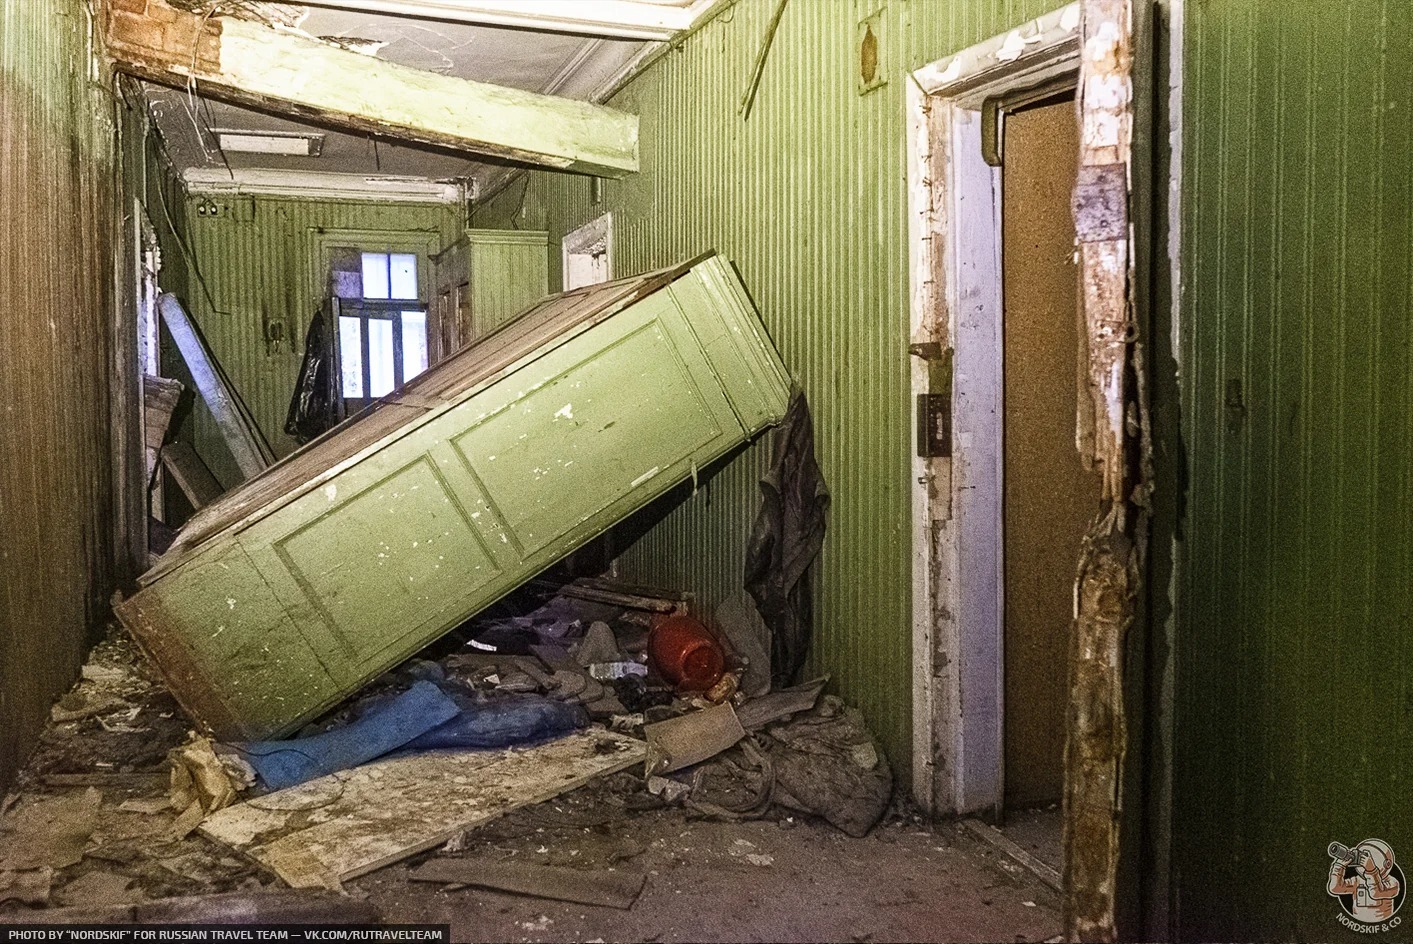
[1172,2,1413,939]
[475,0,1067,787]
[0,0,122,793]
[165,196,464,486]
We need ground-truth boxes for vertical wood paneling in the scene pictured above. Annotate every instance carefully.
[1175,2,1413,939]
[0,0,121,792]
[169,197,463,484]
[473,0,1059,781]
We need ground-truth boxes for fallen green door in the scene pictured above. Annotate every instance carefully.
[119,255,790,740]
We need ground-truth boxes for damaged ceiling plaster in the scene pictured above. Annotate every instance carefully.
[146,2,659,199]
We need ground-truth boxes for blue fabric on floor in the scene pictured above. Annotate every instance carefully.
[235,680,460,790]
[404,694,586,750]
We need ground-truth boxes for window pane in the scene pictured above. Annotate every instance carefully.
[361,252,390,299]
[368,318,394,397]
[402,310,427,380]
[389,253,418,300]
[338,315,364,397]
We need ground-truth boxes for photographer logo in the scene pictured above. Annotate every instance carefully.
[1327,839,1404,933]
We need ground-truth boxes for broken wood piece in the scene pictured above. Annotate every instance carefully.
[117,797,172,814]
[644,703,746,776]
[50,693,127,723]
[0,868,52,907]
[161,440,224,510]
[0,890,379,926]
[739,0,791,119]
[0,788,101,871]
[158,294,273,480]
[546,578,692,614]
[199,729,645,889]
[40,772,165,788]
[56,869,144,908]
[961,818,1063,892]
[410,858,645,910]
[104,0,639,177]
[143,374,184,483]
[734,676,828,731]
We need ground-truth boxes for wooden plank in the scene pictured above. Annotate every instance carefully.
[534,577,690,614]
[961,818,1063,892]
[1064,2,1148,941]
[104,0,639,178]
[161,441,224,510]
[142,375,182,451]
[409,858,645,909]
[157,294,274,481]
[2,890,379,926]
[143,374,184,484]
[199,730,646,889]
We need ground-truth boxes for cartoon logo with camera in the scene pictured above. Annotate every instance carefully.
[1328,839,1404,932]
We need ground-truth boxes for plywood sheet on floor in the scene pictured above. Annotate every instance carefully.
[200,729,645,889]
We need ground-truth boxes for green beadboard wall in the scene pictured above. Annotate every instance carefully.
[0,0,122,793]
[170,197,464,484]
[474,0,1064,783]
[1174,1,1413,939]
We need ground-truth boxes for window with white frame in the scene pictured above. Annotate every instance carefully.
[336,251,429,400]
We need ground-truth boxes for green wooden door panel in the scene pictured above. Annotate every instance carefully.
[117,256,790,741]
[454,305,732,555]
[272,456,503,661]
[119,542,346,735]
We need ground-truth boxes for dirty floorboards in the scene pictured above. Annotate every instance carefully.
[2,632,1061,943]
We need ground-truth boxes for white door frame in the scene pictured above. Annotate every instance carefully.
[907,3,1083,819]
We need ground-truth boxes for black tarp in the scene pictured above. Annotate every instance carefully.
[284,306,339,445]
[744,389,830,688]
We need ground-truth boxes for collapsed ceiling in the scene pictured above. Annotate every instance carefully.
[145,0,716,199]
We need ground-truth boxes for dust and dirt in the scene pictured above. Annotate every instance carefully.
[1,626,1061,942]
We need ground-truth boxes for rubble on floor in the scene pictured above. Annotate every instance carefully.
[1,581,898,919]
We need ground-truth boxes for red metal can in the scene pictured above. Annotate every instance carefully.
[647,614,725,692]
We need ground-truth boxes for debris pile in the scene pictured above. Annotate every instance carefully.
[1,576,891,919]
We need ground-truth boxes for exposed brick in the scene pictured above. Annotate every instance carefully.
[108,8,163,52]
[109,0,148,14]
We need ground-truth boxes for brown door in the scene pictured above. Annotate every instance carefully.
[1000,94,1102,809]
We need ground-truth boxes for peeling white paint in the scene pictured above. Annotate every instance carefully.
[996,29,1038,62]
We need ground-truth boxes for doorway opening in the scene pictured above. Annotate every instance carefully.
[907,1,1085,825]
[999,92,1099,820]
[908,4,1153,934]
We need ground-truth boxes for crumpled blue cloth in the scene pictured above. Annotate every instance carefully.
[234,680,459,790]
[404,693,586,751]
[233,680,589,790]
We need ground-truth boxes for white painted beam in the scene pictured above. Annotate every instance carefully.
[295,0,720,42]
[106,0,640,177]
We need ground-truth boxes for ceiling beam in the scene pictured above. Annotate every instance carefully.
[295,0,718,42]
[105,0,640,178]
